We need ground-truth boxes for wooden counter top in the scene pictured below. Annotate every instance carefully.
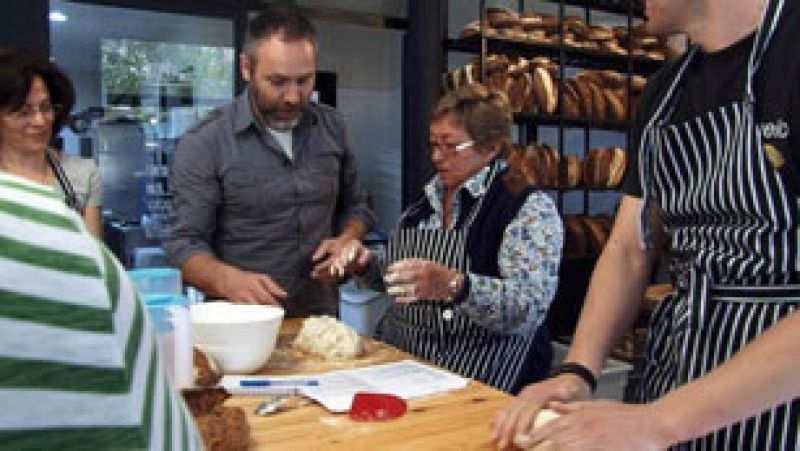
[224,319,511,450]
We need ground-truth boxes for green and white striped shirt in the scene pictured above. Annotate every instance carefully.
[0,172,202,450]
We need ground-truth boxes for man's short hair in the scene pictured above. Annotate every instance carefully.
[244,4,317,59]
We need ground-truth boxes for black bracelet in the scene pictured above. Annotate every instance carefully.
[551,362,597,393]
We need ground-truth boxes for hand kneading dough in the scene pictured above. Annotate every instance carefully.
[512,408,561,451]
[293,315,362,360]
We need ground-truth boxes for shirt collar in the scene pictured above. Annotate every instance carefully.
[233,88,320,135]
[422,159,506,208]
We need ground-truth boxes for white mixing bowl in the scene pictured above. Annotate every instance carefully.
[190,302,285,374]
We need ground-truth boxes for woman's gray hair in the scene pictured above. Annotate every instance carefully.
[431,83,512,156]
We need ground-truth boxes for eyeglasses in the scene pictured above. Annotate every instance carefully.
[427,140,474,155]
[4,101,60,124]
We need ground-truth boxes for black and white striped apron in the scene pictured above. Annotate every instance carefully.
[378,164,545,393]
[637,0,800,448]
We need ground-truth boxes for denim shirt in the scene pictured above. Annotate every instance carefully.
[165,91,374,316]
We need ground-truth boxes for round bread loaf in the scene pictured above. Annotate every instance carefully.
[506,144,526,172]
[487,7,519,29]
[607,146,627,187]
[561,80,582,118]
[522,145,548,187]
[563,215,589,257]
[582,149,596,187]
[531,66,557,115]
[522,72,539,114]
[594,147,615,189]
[538,13,559,31]
[601,39,628,56]
[575,70,603,88]
[508,71,531,113]
[583,25,614,41]
[571,78,594,119]
[459,20,481,39]
[599,70,626,89]
[539,143,560,187]
[630,75,647,93]
[587,81,606,121]
[527,29,551,43]
[603,88,626,121]
[558,154,582,188]
[582,215,610,254]
[519,11,543,30]
[563,15,587,35]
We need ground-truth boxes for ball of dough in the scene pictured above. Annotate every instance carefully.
[293,315,362,360]
[512,408,561,450]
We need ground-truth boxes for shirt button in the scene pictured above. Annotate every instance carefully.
[442,309,453,321]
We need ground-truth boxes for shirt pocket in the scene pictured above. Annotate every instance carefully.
[306,149,341,201]
[222,166,288,215]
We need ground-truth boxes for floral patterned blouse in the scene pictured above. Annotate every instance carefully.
[418,160,563,335]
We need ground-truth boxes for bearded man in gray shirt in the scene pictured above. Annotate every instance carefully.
[166,5,374,317]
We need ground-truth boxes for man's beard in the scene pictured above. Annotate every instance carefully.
[254,96,306,131]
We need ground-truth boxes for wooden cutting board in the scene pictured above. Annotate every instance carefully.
[252,319,408,376]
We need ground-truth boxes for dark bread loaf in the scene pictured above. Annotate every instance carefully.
[563,214,589,257]
[561,80,582,118]
[582,215,610,254]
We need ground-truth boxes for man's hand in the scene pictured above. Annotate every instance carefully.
[491,374,592,449]
[219,266,287,305]
[311,237,371,284]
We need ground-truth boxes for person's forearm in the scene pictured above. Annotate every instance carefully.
[648,311,800,445]
[181,252,237,299]
[566,198,659,375]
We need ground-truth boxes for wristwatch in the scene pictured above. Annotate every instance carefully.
[447,272,463,301]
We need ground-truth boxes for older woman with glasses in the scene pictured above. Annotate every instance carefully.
[348,83,563,393]
[0,48,102,237]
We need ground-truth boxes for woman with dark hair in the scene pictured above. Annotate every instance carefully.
[0,48,102,237]
[350,83,563,393]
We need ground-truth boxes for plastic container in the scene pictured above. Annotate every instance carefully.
[551,341,633,400]
[128,267,181,296]
[144,294,192,389]
[339,281,393,337]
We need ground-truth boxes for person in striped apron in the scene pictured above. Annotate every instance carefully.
[493,0,800,449]
[358,83,563,394]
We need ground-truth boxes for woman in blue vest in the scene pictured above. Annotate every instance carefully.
[365,83,563,394]
[493,0,800,449]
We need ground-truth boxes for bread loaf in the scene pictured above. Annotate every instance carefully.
[508,65,531,113]
[531,66,557,115]
[582,215,610,254]
[572,78,594,119]
[607,146,627,187]
[459,20,481,39]
[540,144,560,187]
[561,80,582,118]
[563,215,589,257]
[558,154,582,188]
[587,81,606,121]
[603,88,626,121]
[487,7,519,29]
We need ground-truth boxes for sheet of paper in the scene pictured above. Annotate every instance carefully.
[298,360,468,412]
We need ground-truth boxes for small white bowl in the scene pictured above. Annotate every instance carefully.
[190,302,284,374]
